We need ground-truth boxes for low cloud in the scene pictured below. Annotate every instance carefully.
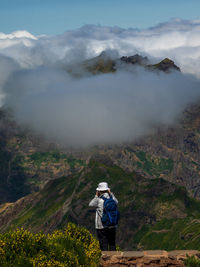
[1,18,200,75]
[4,67,200,147]
[1,19,200,147]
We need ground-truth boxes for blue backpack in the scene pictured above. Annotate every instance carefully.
[101,195,120,227]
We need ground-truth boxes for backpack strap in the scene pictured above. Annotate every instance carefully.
[100,194,113,201]
[100,196,107,201]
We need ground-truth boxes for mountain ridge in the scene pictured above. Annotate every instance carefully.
[82,52,180,75]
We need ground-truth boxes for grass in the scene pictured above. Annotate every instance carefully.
[10,175,78,230]
[185,255,200,267]
[25,151,85,169]
[135,151,174,176]
[135,217,200,250]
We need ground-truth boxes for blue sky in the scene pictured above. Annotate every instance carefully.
[1,0,200,35]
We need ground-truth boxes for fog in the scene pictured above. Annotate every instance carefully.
[4,66,200,147]
[1,18,200,147]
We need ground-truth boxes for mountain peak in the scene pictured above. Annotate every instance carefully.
[147,58,180,72]
[0,30,37,40]
[83,52,181,74]
[120,54,149,66]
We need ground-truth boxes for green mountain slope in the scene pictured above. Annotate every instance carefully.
[0,109,86,204]
[1,157,200,250]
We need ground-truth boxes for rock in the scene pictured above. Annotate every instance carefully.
[120,54,149,66]
[100,250,200,266]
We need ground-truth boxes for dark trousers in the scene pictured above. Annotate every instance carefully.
[96,227,116,251]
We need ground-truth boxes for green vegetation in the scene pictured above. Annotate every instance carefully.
[87,59,116,74]
[0,150,30,203]
[134,217,200,250]
[0,148,86,203]
[0,223,101,267]
[135,151,174,176]
[2,158,200,250]
[184,255,200,267]
[10,174,78,230]
[27,151,85,169]
[84,53,116,74]
[67,157,86,168]
[12,154,25,166]
[71,159,200,249]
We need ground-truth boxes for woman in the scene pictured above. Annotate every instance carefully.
[89,182,118,251]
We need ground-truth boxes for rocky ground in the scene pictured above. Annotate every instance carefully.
[100,250,200,266]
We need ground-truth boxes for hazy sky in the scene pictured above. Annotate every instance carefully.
[1,0,200,35]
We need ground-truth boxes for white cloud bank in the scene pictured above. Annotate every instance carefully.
[1,18,200,75]
[1,18,200,147]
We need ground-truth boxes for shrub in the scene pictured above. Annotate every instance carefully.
[0,223,101,267]
[184,255,200,267]
[65,222,101,265]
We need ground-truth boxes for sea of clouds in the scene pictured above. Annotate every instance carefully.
[1,18,200,147]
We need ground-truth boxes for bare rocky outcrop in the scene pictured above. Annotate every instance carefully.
[120,54,149,66]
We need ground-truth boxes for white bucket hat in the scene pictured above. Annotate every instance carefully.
[96,182,110,191]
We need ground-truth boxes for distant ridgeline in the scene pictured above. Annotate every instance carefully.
[0,53,200,250]
[66,51,181,75]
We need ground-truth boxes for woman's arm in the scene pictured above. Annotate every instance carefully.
[89,191,100,207]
